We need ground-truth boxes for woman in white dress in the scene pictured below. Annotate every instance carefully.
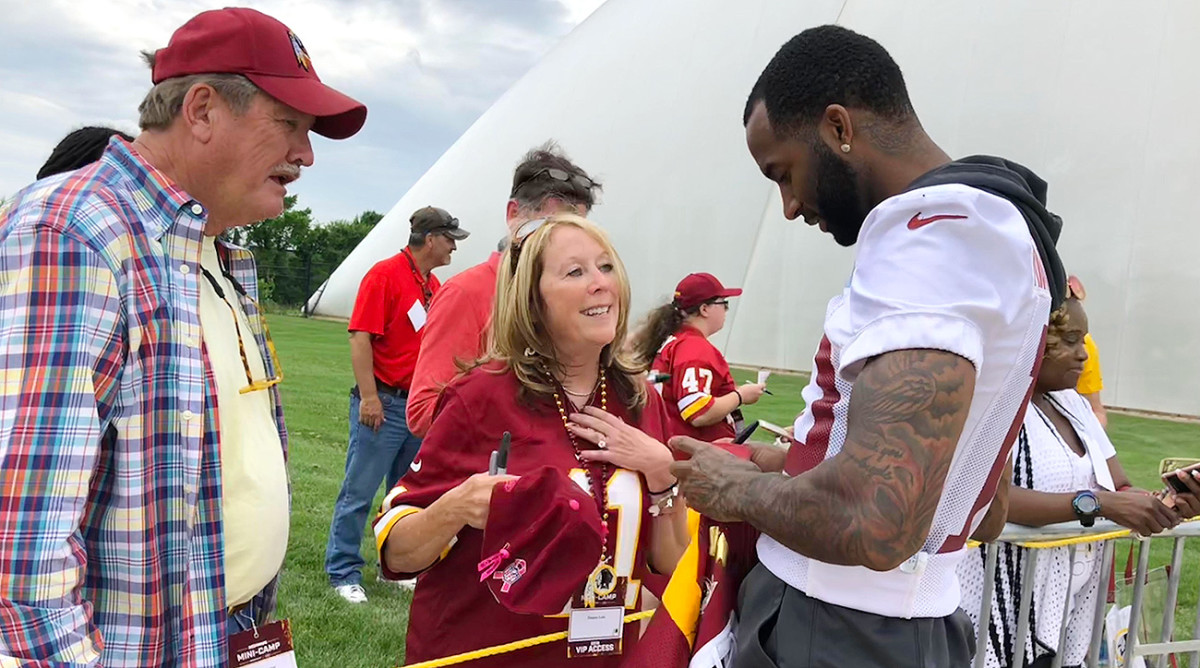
[958,296,1189,668]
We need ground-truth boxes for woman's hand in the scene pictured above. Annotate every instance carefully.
[383,472,518,575]
[1098,490,1181,536]
[1164,467,1200,520]
[569,406,675,490]
[444,473,520,530]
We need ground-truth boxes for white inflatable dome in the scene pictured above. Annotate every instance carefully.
[311,0,1200,417]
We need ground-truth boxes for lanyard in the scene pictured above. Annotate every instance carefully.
[403,248,433,306]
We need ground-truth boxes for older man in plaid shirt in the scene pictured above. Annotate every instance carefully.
[0,8,365,666]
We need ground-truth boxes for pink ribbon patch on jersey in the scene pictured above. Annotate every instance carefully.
[477,543,511,582]
[494,559,527,593]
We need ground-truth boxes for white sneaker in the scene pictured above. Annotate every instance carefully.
[334,583,368,603]
[394,578,416,591]
[377,574,416,591]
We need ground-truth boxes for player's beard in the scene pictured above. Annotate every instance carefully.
[813,141,870,247]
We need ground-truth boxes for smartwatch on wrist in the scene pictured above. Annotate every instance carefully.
[1072,490,1101,527]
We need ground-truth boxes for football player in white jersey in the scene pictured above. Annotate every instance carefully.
[671,25,1066,667]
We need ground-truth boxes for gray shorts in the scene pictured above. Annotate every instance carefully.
[734,563,976,668]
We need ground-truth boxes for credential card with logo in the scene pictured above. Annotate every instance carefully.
[566,579,625,658]
[229,620,298,668]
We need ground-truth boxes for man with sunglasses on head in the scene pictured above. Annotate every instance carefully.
[0,8,366,665]
[406,141,602,438]
[326,206,468,603]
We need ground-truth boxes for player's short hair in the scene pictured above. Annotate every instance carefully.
[743,25,915,136]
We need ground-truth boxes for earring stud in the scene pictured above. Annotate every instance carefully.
[840,143,851,154]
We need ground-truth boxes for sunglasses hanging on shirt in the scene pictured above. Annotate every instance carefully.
[199,264,284,394]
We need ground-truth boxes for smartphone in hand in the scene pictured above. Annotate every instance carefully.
[1162,460,1200,494]
[733,420,759,444]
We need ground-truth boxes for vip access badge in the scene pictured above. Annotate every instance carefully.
[566,564,626,659]
[229,620,298,668]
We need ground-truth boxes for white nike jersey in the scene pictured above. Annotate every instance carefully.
[758,183,1053,619]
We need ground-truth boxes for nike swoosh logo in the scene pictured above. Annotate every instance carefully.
[409,459,422,472]
[907,213,968,230]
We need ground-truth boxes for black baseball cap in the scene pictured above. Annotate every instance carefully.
[410,206,470,240]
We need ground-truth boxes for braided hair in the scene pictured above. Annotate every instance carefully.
[37,127,134,180]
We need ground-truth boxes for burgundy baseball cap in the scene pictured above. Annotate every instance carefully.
[673,272,742,310]
[480,466,603,615]
[151,8,367,139]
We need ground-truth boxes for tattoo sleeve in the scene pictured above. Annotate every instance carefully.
[727,349,976,570]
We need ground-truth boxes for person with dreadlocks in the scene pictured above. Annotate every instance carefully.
[957,295,1198,668]
[36,126,135,179]
[633,273,765,442]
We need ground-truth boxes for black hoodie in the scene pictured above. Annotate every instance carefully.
[904,155,1066,310]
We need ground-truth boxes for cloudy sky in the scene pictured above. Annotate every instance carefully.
[0,0,606,222]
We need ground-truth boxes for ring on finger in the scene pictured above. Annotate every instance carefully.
[597,439,607,449]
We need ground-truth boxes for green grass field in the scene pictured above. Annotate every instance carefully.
[268,315,1200,666]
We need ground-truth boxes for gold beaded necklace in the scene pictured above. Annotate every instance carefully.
[551,367,618,605]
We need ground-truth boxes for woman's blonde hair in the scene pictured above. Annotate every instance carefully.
[485,213,647,412]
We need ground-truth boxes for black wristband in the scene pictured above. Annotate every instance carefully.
[649,481,679,496]
[733,388,744,406]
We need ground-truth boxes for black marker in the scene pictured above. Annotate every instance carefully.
[494,431,511,475]
[733,420,759,444]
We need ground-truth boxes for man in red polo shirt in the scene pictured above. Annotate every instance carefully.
[406,142,601,437]
[325,206,468,603]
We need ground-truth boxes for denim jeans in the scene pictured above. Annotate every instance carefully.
[227,587,269,636]
[324,387,421,587]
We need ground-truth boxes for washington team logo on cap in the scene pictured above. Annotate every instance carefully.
[288,30,312,71]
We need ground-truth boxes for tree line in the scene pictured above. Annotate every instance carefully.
[224,195,380,309]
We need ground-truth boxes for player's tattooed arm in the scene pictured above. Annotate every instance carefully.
[672,349,975,571]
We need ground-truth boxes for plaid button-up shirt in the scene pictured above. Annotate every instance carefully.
[0,139,288,666]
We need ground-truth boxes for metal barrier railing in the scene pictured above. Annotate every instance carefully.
[397,518,1197,668]
[975,519,1200,668]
